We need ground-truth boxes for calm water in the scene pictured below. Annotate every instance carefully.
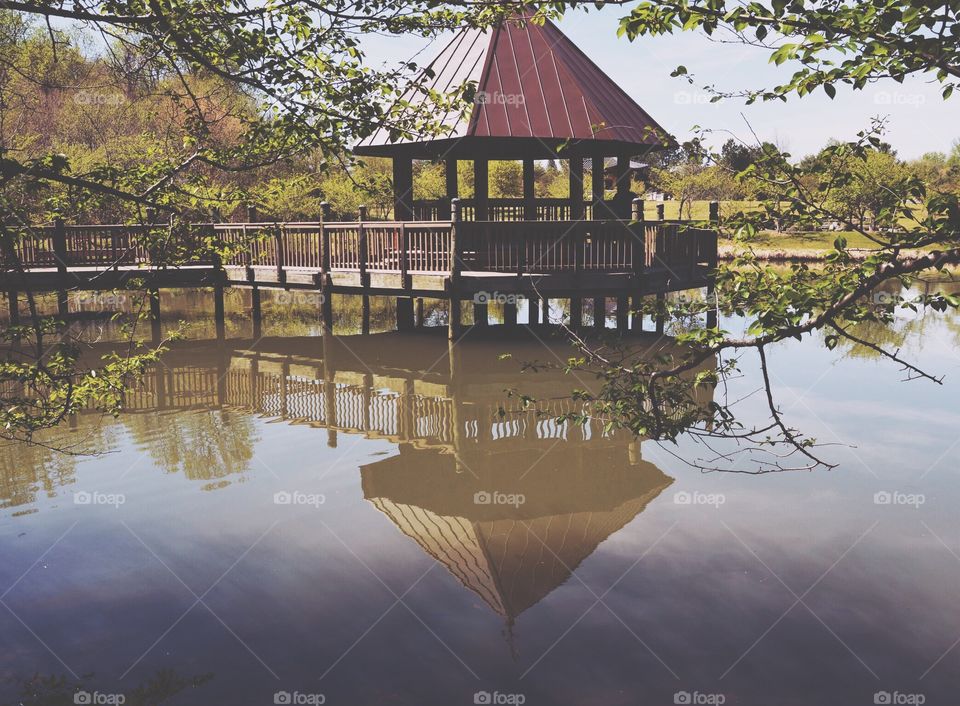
[2,286,960,705]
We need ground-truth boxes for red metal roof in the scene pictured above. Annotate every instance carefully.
[356,12,672,159]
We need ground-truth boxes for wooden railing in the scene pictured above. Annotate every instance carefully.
[412,198,630,222]
[6,222,216,269]
[4,218,717,281]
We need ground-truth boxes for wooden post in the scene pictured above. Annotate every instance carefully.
[445,158,459,218]
[448,198,462,340]
[632,197,644,223]
[400,222,410,290]
[53,217,69,319]
[523,158,536,220]
[321,202,332,223]
[709,200,720,224]
[592,155,605,218]
[474,159,489,220]
[247,204,258,223]
[251,286,262,339]
[615,154,631,219]
[657,202,665,221]
[358,204,368,288]
[396,297,414,331]
[274,226,286,284]
[415,297,424,327]
[393,157,414,221]
[593,297,605,330]
[568,157,584,220]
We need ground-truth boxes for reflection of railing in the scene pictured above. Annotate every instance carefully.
[121,363,611,451]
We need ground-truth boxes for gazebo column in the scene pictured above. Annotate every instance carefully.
[615,153,631,219]
[444,158,458,217]
[592,154,606,218]
[474,159,489,220]
[393,156,414,221]
[568,157,584,220]
[523,158,536,220]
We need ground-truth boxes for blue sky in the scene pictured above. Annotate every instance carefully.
[364,7,958,160]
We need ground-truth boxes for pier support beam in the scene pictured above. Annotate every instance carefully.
[397,296,414,332]
[448,297,462,340]
[503,301,518,326]
[320,285,333,333]
[527,296,541,325]
[213,284,225,341]
[570,296,582,329]
[593,297,605,330]
[416,297,425,328]
[7,290,19,325]
[631,295,644,332]
[361,294,371,334]
[251,286,262,339]
[656,292,666,335]
[149,287,162,345]
[616,295,629,333]
[473,301,488,328]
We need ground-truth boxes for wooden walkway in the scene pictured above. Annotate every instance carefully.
[3,216,716,295]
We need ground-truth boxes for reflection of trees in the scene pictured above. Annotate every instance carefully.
[122,410,258,484]
[0,422,117,513]
[8,669,213,706]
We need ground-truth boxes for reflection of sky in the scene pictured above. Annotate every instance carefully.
[2,309,960,704]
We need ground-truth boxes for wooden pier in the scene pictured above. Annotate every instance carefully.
[1,199,718,338]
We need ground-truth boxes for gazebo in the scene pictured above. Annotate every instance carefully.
[354,11,673,222]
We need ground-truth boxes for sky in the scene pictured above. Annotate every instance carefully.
[363,6,959,161]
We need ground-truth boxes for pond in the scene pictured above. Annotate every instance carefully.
[1,285,959,705]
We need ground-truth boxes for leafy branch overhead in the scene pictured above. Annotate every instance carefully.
[614,0,960,101]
